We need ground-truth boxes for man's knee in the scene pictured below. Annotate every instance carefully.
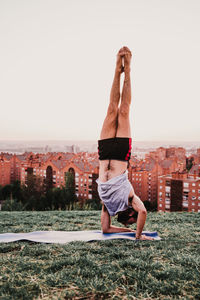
[119,104,130,119]
[107,104,118,119]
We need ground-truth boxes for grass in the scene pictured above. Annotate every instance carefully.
[0,211,200,299]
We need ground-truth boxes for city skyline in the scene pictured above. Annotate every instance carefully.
[0,0,200,141]
[1,144,200,213]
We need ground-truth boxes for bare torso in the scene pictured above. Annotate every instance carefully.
[98,160,128,182]
[98,159,134,198]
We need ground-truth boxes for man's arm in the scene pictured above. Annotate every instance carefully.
[132,195,153,240]
[101,205,134,233]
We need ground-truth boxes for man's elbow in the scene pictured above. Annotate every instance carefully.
[101,223,110,234]
[139,208,147,216]
[102,228,110,234]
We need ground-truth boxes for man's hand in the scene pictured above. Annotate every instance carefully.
[136,234,154,241]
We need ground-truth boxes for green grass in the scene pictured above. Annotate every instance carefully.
[0,211,200,299]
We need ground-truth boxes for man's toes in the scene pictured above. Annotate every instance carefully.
[119,49,126,56]
[118,49,125,56]
[124,54,131,61]
[125,51,132,58]
[123,47,132,56]
[119,47,124,52]
[123,46,131,51]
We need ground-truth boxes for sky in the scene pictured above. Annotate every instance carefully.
[0,0,200,142]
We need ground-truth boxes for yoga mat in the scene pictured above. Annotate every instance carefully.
[0,230,160,244]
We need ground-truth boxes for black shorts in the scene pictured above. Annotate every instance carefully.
[98,137,132,162]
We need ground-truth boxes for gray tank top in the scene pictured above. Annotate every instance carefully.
[96,171,132,216]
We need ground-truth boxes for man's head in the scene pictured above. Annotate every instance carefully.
[117,208,138,226]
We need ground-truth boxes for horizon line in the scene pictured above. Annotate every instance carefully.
[0,139,200,143]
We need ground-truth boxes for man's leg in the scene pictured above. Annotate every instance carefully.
[116,47,132,138]
[100,49,124,140]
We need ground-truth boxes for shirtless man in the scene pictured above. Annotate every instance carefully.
[96,47,152,240]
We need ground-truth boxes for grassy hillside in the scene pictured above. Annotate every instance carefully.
[0,211,199,299]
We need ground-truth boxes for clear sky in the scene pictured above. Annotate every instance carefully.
[0,0,200,142]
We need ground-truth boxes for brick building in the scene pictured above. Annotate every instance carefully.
[158,172,200,212]
[129,158,163,206]
[146,147,186,171]
[130,147,186,206]
[159,158,179,175]
[1,153,30,184]
[129,167,148,202]
[19,152,100,203]
[197,149,200,163]
[0,155,11,186]
[189,164,200,178]
[189,148,200,166]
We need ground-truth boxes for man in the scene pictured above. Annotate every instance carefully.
[96,46,152,240]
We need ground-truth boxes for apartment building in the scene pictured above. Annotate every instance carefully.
[19,152,99,203]
[189,148,200,165]
[130,147,186,206]
[197,148,200,163]
[0,155,11,186]
[158,172,200,212]
[129,158,163,206]
[1,153,30,184]
[129,167,148,202]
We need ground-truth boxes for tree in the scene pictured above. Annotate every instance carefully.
[186,157,194,171]
[0,185,2,200]
[52,188,61,210]
[65,171,76,208]
[1,199,24,211]
[11,180,22,201]
[46,189,54,210]
[21,174,45,210]
[1,184,12,200]
[45,166,53,191]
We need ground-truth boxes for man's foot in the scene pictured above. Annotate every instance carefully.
[123,46,132,74]
[115,48,126,74]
